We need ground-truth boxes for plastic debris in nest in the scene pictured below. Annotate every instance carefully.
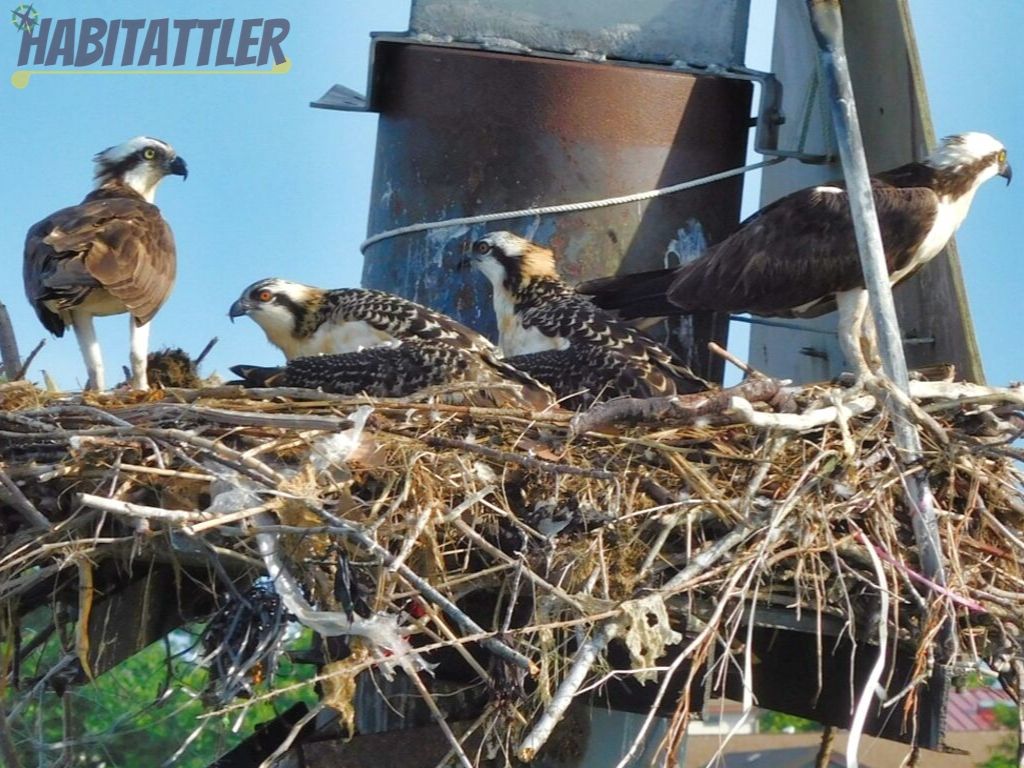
[2,376,1024,765]
[199,578,291,705]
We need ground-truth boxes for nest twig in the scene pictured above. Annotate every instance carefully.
[1,377,1023,764]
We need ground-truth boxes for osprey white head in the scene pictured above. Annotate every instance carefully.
[94,136,188,203]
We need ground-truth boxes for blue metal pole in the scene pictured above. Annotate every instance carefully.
[806,0,944,586]
[806,0,950,745]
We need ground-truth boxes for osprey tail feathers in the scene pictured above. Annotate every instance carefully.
[229,364,287,388]
[577,267,688,319]
[482,354,557,411]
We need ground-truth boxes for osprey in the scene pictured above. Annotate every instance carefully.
[506,346,673,407]
[229,278,499,360]
[230,338,553,409]
[469,231,710,400]
[578,132,1011,378]
[228,278,554,409]
[23,136,187,390]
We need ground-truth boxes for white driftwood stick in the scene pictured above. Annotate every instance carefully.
[517,622,619,762]
[909,380,1024,405]
[77,493,208,524]
[846,531,890,768]
[728,394,876,431]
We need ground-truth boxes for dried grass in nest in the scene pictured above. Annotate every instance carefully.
[1,377,1023,765]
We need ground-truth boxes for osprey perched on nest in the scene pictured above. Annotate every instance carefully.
[469,231,710,402]
[228,278,554,409]
[578,132,1011,378]
[23,136,187,390]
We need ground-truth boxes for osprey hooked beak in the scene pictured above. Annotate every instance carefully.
[1000,162,1013,185]
[166,156,188,180]
[228,297,250,322]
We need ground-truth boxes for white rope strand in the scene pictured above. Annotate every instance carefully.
[359,156,785,253]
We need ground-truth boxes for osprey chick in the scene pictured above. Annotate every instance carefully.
[231,338,553,409]
[229,278,498,360]
[470,231,710,402]
[228,278,554,409]
[579,132,1011,378]
[23,136,187,390]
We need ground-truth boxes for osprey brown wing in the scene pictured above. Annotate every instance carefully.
[662,180,939,318]
[24,196,177,334]
[578,180,939,320]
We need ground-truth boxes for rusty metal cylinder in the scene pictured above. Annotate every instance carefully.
[362,41,751,379]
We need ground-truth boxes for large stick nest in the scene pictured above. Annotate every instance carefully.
[1,377,1023,765]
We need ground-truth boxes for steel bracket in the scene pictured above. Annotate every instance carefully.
[311,33,831,165]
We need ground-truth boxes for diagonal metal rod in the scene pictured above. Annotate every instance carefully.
[806,0,953,749]
[805,0,945,589]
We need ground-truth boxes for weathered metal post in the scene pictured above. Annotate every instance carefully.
[315,0,757,382]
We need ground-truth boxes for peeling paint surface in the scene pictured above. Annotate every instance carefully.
[361,42,751,380]
[410,0,750,66]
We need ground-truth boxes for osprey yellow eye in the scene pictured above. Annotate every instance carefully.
[143,147,156,160]
[257,290,273,302]
[999,150,1007,164]
[475,241,491,255]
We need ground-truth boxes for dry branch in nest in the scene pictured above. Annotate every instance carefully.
[1,377,1023,765]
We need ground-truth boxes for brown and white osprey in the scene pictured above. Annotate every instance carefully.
[23,136,187,390]
[228,278,500,360]
[228,278,555,409]
[506,346,665,408]
[230,338,553,408]
[469,231,710,401]
[578,132,1011,378]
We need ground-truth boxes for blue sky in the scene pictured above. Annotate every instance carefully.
[0,1,1019,389]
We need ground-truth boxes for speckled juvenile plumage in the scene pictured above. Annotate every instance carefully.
[228,279,555,408]
[471,231,710,401]
[230,338,554,409]
[229,278,499,361]
[508,347,652,407]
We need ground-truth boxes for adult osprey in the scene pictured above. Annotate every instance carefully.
[578,132,1011,378]
[228,278,554,409]
[230,338,552,408]
[24,137,187,390]
[469,231,710,401]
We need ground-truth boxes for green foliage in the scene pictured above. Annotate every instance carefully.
[978,740,1016,768]
[758,709,822,733]
[976,704,1018,768]
[5,618,318,767]
[991,703,1019,729]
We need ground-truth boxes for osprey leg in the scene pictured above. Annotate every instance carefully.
[71,311,104,390]
[129,319,151,390]
[835,289,872,381]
